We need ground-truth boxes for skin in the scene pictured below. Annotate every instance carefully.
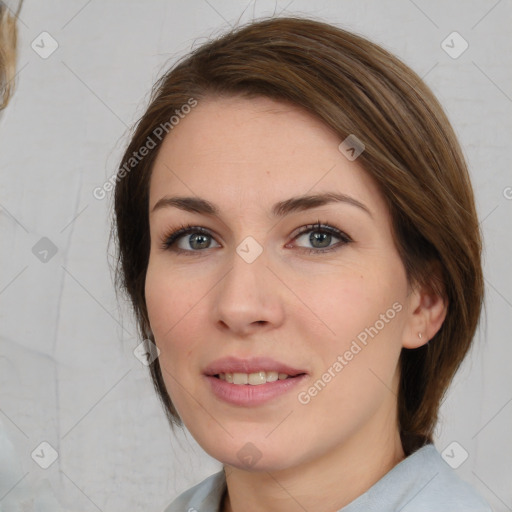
[145,95,447,512]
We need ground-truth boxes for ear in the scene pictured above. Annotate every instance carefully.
[402,263,448,349]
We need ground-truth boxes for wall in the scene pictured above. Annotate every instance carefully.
[0,0,510,510]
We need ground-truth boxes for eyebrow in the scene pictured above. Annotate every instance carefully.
[151,192,372,218]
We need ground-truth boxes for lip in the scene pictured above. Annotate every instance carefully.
[203,356,307,377]
[203,356,309,407]
[204,373,308,406]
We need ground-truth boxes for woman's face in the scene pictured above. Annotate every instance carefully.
[145,95,421,471]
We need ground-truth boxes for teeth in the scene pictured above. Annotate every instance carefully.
[233,373,248,385]
[217,371,292,385]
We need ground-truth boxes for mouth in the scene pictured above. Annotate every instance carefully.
[203,355,308,380]
[212,371,307,385]
[203,356,309,406]
[205,372,308,406]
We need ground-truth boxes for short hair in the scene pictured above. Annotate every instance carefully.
[113,16,484,456]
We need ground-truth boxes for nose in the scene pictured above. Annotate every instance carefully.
[211,248,285,336]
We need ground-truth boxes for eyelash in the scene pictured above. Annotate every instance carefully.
[160,221,352,256]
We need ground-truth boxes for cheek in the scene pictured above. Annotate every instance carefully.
[145,260,207,419]
[144,259,200,365]
[295,258,407,395]
[296,261,403,345]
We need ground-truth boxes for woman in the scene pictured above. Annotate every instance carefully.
[113,16,492,511]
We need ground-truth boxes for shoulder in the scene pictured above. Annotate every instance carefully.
[342,444,493,512]
[405,445,492,511]
[162,470,226,512]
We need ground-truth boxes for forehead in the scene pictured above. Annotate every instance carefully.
[149,95,385,215]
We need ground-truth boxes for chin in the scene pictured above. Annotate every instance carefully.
[202,436,304,473]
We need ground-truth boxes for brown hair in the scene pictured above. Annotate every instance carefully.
[113,15,483,456]
[0,1,21,110]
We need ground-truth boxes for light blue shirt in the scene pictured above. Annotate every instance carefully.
[163,444,493,511]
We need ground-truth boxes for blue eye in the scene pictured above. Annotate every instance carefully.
[161,221,352,255]
[291,222,352,254]
[161,225,220,253]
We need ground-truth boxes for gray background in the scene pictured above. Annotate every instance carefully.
[0,0,511,510]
